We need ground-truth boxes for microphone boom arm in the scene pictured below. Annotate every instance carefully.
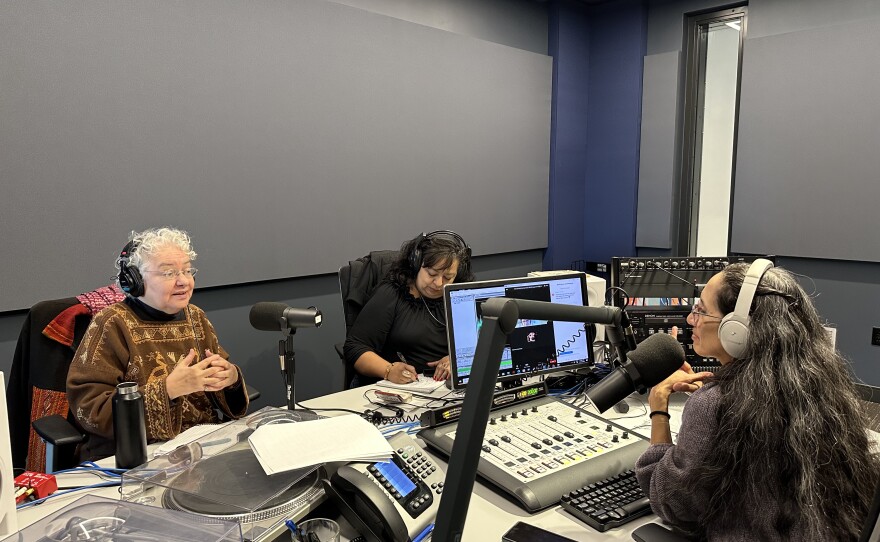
[432,296,634,542]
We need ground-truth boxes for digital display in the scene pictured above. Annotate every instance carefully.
[375,461,416,497]
[444,273,593,390]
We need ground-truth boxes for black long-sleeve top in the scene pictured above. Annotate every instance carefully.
[343,282,448,385]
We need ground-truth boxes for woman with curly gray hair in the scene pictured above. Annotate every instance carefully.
[68,227,249,461]
[636,260,878,541]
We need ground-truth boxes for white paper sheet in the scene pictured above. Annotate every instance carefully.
[247,414,393,475]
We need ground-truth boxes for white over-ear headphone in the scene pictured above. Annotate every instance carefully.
[718,258,774,359]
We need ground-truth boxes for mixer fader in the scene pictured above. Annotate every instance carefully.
[419,395,648,512]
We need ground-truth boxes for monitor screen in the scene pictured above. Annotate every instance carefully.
[443,273,593,389]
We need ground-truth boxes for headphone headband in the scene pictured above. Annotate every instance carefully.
[733,259,774,322]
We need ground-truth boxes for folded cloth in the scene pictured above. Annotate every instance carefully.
[76,284,125,314]
[42,284,125,346]
[42,304,90,347]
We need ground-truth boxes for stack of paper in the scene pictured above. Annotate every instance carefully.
[248,414,393,475]
[377,374,445,393]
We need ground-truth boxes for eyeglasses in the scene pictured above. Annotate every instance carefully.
[690,302,723,322]
[145,268,198,280]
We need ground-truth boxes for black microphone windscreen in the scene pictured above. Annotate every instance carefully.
[626,333,686,386]
[249,302,286,331]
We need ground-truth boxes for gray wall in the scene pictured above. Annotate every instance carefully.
[0,0,551,406]
[635,0,880,383]
[0,0,552,312]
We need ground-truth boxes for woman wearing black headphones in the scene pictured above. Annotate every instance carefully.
[344,231,474,387]
[67,227,248,461]
[635,261,877,540]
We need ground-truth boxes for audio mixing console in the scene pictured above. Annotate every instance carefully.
[419,395,648,512]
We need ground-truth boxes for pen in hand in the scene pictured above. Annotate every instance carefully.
[396,352,418,383]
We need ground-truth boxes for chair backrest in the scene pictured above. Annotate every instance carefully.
[337,250,399,388]
[339,250,399,334]
[7,298,92,472]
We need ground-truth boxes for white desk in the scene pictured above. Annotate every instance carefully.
[13,386,688,541]
[302,384,688,542]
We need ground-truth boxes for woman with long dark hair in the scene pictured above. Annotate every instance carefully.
[636,261,878,540]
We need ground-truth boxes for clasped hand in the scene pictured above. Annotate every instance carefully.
[166,348,239,400]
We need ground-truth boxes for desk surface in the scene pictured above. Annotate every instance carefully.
[303,384,687,542]
[13,385,689,541]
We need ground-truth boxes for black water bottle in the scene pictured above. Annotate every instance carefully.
[113,381,148,469]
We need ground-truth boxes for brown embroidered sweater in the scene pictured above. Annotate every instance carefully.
[68,301,248,461]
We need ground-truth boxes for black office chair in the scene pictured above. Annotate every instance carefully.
[335,250,399,389]
[8,297,94,473]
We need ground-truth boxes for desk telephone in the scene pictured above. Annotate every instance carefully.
[324,432,445,542]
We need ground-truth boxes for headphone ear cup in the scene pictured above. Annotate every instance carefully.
[118,240,145,297]
[408,233,427,274]
[718,313,749,359]
[119,264,145,297]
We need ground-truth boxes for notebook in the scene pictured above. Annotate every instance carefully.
[376,374,446,393]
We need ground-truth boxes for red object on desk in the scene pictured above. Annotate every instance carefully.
[14,471,58,502]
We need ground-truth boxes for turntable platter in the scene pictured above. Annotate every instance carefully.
[163,448,323,521]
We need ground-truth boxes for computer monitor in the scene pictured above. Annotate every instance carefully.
[443,273,593,390]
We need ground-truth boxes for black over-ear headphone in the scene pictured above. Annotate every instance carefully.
[408,230,471,278]
[117,240,145,297]
[717,258,774,359]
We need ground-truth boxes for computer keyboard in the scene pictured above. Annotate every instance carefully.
[559,469,651,532]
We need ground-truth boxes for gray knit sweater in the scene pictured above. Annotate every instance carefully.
[635,385,814,541]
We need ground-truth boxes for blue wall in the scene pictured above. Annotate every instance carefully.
[546,0,647,271]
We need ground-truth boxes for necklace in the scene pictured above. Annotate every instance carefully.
[420,295,446,327]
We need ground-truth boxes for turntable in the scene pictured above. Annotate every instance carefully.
[121,407,327,542]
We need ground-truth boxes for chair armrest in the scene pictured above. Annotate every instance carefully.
[32,414,85,447]
[245,384,260,402]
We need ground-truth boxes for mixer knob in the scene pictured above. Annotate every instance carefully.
[612,435,619,443]
[511,412,518,419]
[622,432,629,439]
[522,408,528,416]
[574,411,581,418]
[482,445,491,453]
[547,415,558,422]
[531,406,539,413]
[500,415,507,422]
[606,424,613,432]
[489,439,499,446]
[501,436,512,443]
[490,417,496,425]
[564,431,575,438]
[542,438,553,446]
[553,435,564,442]
[532,442,542,450]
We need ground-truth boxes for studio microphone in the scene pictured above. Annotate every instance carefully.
[249,302,323,331]
[587,332,685,413]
